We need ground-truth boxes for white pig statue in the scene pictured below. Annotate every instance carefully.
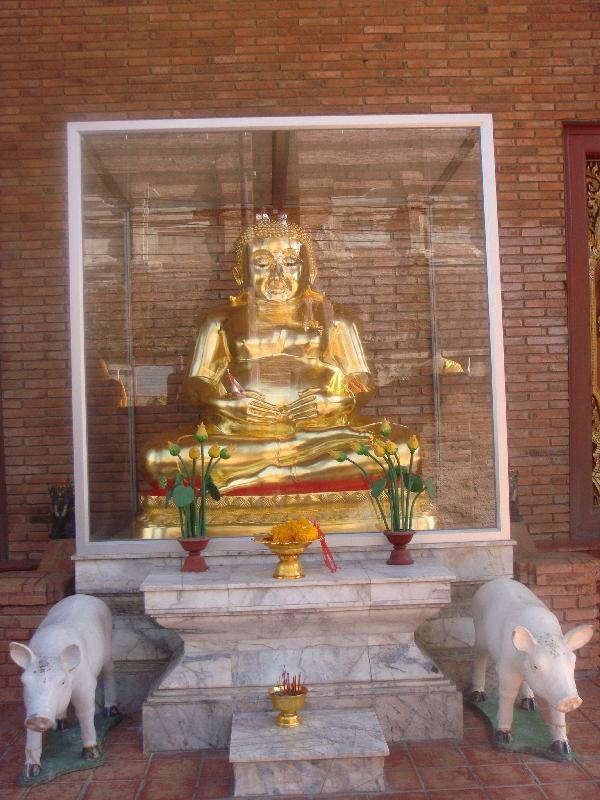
[10,594,118,778]
[470,577,594,754]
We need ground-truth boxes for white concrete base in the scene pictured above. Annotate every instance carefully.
[230,709,388,796]
[141,555,462,751]
[75,537,514,712]
[142,677,461,751]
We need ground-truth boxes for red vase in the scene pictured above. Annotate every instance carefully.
[178,537,209,572]
[384,531,414,565]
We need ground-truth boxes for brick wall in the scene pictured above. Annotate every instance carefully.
[515,551,600,672]
[0,540,74,698]
[1,0,599,555]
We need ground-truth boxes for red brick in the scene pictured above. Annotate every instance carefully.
[0,3,598,576]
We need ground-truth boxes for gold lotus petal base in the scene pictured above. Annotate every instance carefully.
[135,490,438,539]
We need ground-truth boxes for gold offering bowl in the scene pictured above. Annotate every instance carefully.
[268,686,308,727]
[255,538,314,580]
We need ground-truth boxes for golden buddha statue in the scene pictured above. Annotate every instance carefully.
[141,212,419,504]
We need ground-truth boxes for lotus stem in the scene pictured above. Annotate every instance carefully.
[346,456,389,531]
[199,441,206,537]
[408,489,423,531]
[383,453,400,531]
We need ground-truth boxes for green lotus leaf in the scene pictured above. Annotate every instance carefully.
[371,477,387,498]
[172,484,195,508]
[404,473,424,494]
[205,475,221,501]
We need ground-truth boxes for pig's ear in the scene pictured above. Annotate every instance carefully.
[9,643,35,670]
[564,624,594,652]
[60,644,81,671]
[512,626,537,654]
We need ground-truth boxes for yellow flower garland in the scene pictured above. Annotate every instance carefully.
[271,517,318,544]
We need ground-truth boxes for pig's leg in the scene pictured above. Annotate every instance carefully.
[23,728,42,777]
[517,681,535,711]
[495,670,521,744]
[469,648,489,702]
[547,707,570,754]
[56,701,70,731]
[56,714,69,731]
[101,615,118,717]
[101,659,118,717]
[72,682,101,760]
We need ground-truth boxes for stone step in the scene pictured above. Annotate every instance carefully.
[229,708,389,797]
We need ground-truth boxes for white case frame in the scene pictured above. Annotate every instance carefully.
[67,114,509,556]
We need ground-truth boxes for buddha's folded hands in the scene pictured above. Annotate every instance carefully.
[286,387,356,425]
[209,391,285,425]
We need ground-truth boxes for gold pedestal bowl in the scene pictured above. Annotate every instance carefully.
[255,538,314,580]
[269,686,308,727]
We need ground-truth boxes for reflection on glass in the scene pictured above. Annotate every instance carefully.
[81,127,495,540]
[142,212,419,502]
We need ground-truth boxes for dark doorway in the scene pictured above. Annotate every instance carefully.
[564,123,600,538]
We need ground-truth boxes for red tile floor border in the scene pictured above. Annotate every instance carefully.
[0,676,599,799]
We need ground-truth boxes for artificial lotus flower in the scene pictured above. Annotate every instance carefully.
[195,422,208,442]
[407,434,419,452]
[380,418,392,438]
[160,422,232,539]
[330,422,434,533]
[351,440,369,455]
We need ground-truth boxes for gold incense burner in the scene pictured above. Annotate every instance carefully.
[269,685,308,727]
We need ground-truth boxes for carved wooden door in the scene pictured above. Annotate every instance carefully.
[0,366,7,559]
[565,124,600,537]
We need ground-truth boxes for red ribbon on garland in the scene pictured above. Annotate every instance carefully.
[311,519,337,573]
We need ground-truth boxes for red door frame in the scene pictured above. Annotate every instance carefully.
[564,123,600,538]
[0,365,7,559]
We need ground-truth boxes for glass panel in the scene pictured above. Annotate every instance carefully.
[80,126,495,540]
[83,136,135,541]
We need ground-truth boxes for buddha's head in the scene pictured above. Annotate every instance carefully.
[233,212,316,302]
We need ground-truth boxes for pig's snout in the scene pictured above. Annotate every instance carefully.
[554,696,582,713]
[25,715,54,732]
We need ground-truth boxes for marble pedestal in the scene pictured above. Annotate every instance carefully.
[141,554,461,752]
[229,709,388,796]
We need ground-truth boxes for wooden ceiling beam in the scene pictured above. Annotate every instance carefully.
[271,131,290,212]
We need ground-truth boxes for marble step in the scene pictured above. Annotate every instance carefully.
[142,557,456,621]
[229,708,389,797]
[142,555,460,751]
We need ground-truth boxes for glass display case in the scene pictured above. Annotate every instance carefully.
[68,114,508,551]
